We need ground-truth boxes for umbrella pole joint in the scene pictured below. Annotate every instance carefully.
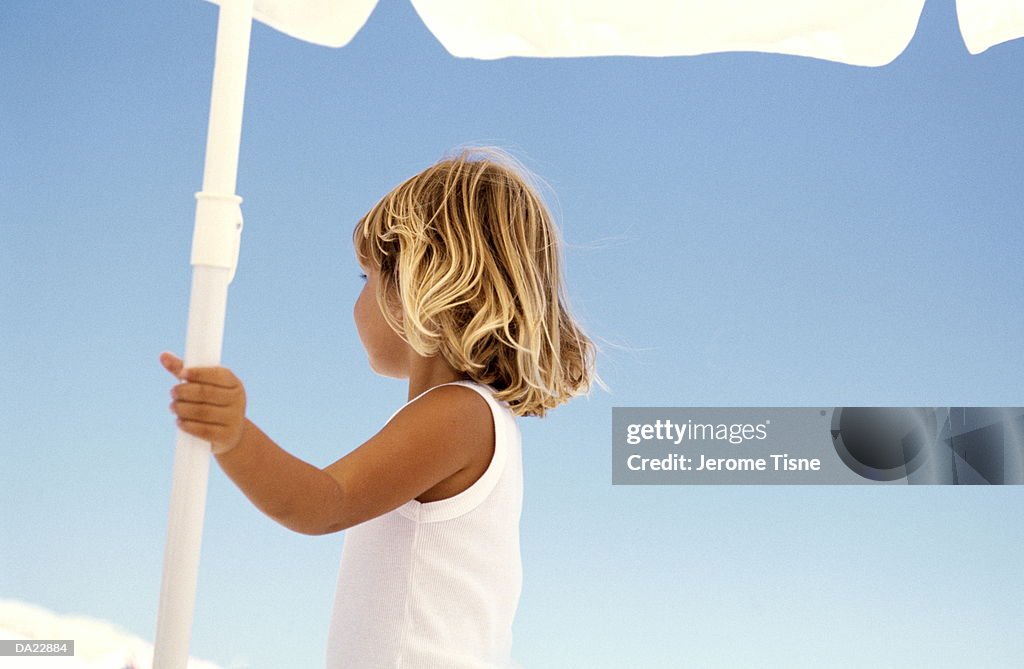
[190,191,244,282]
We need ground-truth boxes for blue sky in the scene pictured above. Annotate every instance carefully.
[2,1,1022,667]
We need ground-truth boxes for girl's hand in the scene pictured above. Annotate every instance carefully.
[160,352,247,454]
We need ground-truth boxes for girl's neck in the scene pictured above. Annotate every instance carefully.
[405,353,470,401]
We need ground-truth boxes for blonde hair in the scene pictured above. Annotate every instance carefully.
[352,147,596,417]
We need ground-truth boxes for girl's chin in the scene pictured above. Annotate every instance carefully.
[367,357,407,379]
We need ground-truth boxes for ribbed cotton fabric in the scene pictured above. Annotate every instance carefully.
[325,381,523,669]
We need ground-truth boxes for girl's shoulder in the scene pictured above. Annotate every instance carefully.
[409,379,494,402]
[396,382,497,504]
[404,381,495,440]
[322,381,497,527]
[390,380,498,423]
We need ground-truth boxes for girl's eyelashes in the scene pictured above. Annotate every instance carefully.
[358,273,368,281]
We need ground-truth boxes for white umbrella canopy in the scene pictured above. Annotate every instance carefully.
[956,0,1024,53]
[411,0,928,64]
[155,1,1024,667]
[231,0,378,47]
[217,0,1024,62]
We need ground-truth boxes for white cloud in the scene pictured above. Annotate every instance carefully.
[0,599,227,669]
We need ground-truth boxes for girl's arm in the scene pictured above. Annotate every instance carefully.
[215,418,347,535]
[160,353,492,535]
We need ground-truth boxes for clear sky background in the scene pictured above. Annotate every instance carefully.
[2,1,1022,667]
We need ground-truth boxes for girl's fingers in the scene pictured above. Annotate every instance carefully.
[160,353,240,389]
[171,381,237,407]
[160,352,185,378]
[162,353,244,453]
[179,366,239,389]
[171,399,230,426]
[176,418,228,447]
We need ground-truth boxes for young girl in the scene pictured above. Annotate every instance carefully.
[160,147,596,668]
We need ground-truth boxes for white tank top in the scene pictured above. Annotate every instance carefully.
[325,380,524,668]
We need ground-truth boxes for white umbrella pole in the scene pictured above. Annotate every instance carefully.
[153,1,253,667]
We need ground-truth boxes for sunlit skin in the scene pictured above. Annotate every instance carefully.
[161,352,245,455]
[353,264,468,399]
[158,257,493,535]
